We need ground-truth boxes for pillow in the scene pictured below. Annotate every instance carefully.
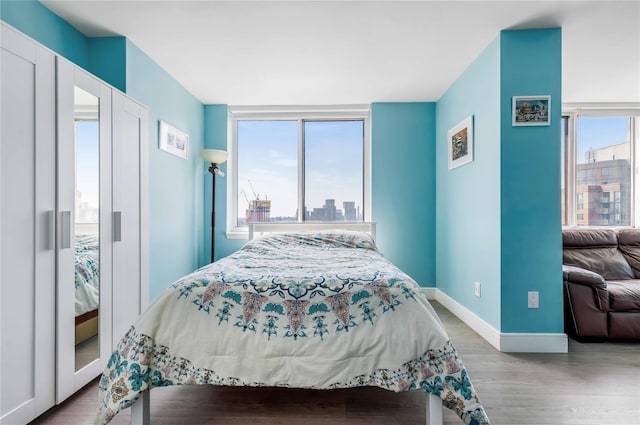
[253,230,377,251]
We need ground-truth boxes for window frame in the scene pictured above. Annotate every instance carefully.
[226,105,371,239]
[562,104,640,227]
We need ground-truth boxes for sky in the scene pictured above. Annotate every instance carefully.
[237,120,363,220]
[76,120,100,209]
[575,116,630,164]
[561,116,630,189]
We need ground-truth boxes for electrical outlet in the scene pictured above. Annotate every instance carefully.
[474,281,481,298]
[528,291,539,308]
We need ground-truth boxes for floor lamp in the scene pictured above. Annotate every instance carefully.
[200,149,228,263]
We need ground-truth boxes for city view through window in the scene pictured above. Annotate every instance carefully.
[237,120,364,226]
[562,116,631,226]
[76,120,100,224]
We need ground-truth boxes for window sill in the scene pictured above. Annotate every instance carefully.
[226,230,249,240]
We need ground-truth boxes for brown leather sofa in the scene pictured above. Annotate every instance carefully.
[563,228,640,340]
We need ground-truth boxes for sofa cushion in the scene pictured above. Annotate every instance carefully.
[562,229,634,280]
[563,248,634,280]
[562,228,618,247]
[606,280,640,311]
[617,229,640,278]
[609,312,640,339]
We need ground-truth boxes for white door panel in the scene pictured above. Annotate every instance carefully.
[1,24,56,423]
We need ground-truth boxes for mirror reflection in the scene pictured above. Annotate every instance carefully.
[73,86,100,372]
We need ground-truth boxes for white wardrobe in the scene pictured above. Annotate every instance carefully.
[0,23,149,424]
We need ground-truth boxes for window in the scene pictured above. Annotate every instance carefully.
[562,109,639,227]
[228,106,370,237]
[75,120,100,224]
[576,192,584,211]
[304,121,364,221]
[236,120,298,225]
[561,116,567,225]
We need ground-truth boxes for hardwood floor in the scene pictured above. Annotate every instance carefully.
[30,302,639,425]
[75,335,99,371]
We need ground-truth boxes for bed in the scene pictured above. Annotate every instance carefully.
[75,233,100,344]
[96,223,490,425]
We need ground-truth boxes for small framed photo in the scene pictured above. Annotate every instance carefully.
[159,120,189,159]
[512,96,551,126]
[448,115,474,170]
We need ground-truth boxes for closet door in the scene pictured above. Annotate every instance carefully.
[111,92,150,342]
[0,24,56,423]
[56,58,113,402]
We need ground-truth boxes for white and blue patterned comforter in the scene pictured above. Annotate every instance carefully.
[75,234,100,316]
[97,231,490,424]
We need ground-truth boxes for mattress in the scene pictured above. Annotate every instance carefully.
[97,230,489,425]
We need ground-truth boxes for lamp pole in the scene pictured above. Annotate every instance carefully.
[208,163,218,263]
[200,148,228,264]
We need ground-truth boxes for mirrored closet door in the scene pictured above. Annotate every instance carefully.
[56,58,113,403]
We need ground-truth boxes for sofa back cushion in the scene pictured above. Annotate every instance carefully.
[562,228,634,280]
[617,229,640,278]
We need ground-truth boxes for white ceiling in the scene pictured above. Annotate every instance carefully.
[41,0,640,105]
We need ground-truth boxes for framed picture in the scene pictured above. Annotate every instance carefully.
[512,96,551,126]
[159,120,189,159]
[448,115,474,170]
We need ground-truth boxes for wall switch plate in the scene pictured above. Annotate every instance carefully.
[528,291,539,308]
[474,281,481,298]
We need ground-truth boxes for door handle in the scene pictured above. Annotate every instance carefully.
[46,210,55,250]
[60,211,71,249]
[114,211,122,242]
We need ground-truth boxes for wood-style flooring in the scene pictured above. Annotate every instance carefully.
[75,335,99,372]
[30,302,640,425]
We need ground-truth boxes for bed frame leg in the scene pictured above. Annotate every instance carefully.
[131,390,150,425]
[426,392,443,425]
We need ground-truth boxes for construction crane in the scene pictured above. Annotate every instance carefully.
[248,180,259,200]
[240,189,250,207]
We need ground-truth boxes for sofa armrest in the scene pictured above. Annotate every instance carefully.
[563,264,609,312]
[562,265,606,289]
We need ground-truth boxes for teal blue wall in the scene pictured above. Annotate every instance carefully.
[371,103,436,287]
[0,0,126,92]
[88,37,127,93]
[499,28,562,333]
[125,41,205,301]
[1,1,125,92]
[0,0,89,69]
[435,29,562,334]
[435,38,502,330]
[203,105,243,263]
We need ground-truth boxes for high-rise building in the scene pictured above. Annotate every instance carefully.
[246,199,271,223]
[308,199,343,221]
[575,142,631,226]
[75,190,99,223]
[343,201,357,221]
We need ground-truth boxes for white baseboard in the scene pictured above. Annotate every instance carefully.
[426,288,502,350]
[499,333,568,353]
[422,287,437,300]
[422,288,568,353]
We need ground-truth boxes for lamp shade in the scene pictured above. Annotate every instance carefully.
[200,149,228,164]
